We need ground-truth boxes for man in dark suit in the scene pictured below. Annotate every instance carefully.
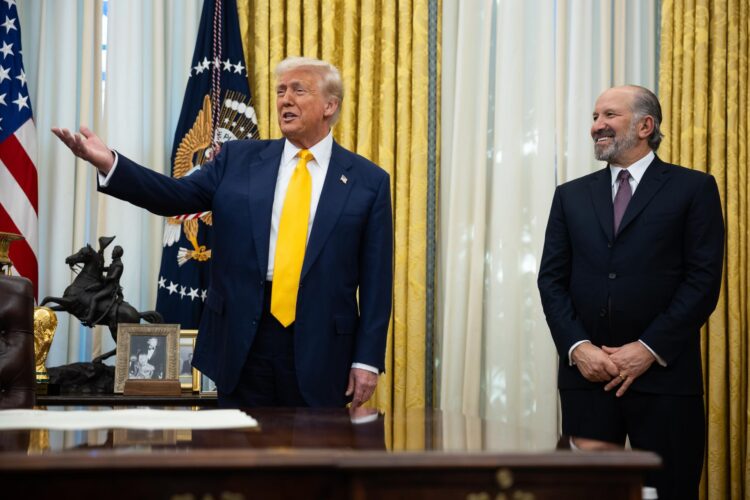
[52,56,393,409]
[538,85,724,500]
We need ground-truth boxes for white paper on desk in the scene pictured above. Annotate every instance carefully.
[0,409,257,430]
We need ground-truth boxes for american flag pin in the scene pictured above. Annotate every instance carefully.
[340,175,348,184]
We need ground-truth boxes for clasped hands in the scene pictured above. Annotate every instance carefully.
[570,341,656,397]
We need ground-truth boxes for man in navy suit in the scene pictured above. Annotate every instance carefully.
[53,57,393,409]
[538,86,724,500]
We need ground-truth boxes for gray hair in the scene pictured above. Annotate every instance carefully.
[275,56,344,125]
[628,85,664,151]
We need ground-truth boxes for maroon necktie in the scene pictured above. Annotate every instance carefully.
[613,169,632,234]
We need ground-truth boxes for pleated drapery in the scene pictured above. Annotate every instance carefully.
[659,1,749,498]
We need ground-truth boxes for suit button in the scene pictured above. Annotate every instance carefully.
[259,281,264,287]
[599,308,607,317]
[608,272,617,279]
[607,242,613,248]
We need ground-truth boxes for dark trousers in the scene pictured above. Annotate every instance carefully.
[218,282,307,408]
[560,389,704,500]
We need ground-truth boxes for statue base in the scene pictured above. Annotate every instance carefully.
[47,361,115,394]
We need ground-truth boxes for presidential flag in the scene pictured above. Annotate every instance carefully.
[0,0,38,299]
[156,0,259,326]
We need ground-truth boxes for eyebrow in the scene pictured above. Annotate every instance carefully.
[277,80,305,88]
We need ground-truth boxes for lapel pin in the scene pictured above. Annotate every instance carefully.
[340,175,348,185]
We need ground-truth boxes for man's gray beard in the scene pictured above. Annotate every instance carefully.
[594,121,640,163]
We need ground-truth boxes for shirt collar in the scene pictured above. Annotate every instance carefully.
[609,150,655,187]
[281,130,334,168]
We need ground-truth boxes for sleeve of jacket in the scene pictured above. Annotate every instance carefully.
[639,174,724,363]
[537,186,591,362]
[353,171,393,372]
[97,145,232,216]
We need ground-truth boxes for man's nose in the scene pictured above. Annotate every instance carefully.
[278,89,293,104]
[591,119,606,134]
[592,114,611,130]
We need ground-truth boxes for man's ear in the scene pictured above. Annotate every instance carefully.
[324,98,339,120]
[639,115,655,139]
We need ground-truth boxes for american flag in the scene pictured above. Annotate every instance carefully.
[0,0,37,299]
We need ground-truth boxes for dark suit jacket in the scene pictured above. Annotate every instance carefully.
[538,156,723,395]
[100,139,393,406]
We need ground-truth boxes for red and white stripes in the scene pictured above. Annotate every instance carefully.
[0,118,38,299]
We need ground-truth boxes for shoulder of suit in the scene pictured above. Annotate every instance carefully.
[657,158,713,180]
[650,159,718,193]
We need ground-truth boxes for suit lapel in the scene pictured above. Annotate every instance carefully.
[616,157,670,235]
[301,141,353,279]
[248,139,284,277]
[588,166,615,242]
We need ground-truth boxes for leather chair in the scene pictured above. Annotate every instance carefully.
[0,275,36,408]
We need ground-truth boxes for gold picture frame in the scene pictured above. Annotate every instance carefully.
[179,329,199,392]
[114,323,181,393]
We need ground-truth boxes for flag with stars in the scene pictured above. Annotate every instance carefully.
[156,0,259,326]
[0,0,38,299]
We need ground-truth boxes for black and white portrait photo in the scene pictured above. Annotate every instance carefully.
[128,335,166,380]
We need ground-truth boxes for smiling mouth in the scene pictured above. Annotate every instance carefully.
[595,136,613,144]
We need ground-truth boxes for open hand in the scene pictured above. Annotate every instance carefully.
[51,125,115,174]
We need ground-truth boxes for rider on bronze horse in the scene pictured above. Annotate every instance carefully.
[84,245,124,325]
[41,236,162,362]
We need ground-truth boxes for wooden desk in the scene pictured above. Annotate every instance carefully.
[0,408,659,500]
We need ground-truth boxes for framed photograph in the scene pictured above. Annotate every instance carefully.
[114,323,181,393]
[200,373,217,394]
[179,329,199,392]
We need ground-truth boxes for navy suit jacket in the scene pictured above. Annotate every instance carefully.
[538,156,724,395]
[101,138,393,406]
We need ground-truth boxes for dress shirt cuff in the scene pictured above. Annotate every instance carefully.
[568,340,590,366]
[638,340,667,367]
[351,363,379,374]
[350,409,380,425]
[97,151,119,187]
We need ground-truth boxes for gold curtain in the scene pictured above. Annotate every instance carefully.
[659,0,749,498]
[235,0,438,443]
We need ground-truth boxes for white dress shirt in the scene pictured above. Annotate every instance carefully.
[608,150,654,199]
[569,150,667,367]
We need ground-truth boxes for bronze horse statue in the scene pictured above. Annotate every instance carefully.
[41,244,163,362]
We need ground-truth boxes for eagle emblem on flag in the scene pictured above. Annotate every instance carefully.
[164,91,258,266]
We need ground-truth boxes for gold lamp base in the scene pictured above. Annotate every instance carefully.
[0,231,24,275]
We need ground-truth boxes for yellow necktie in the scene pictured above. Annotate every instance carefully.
[271,149,314,327]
